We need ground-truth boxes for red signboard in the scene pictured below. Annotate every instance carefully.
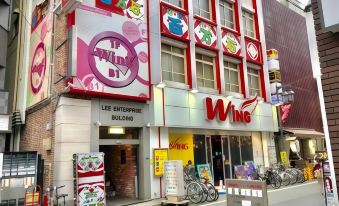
[205,96,258,123]
[245,37,262,64]
[161,4,189,41]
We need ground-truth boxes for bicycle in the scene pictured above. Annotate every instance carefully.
[183,168,204,204]
[258,168,282,189]
[200,177,219,202]
[46,185,68,206]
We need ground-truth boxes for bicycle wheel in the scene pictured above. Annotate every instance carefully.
[270,174,282,189]
[199,183,208,203]
[280,172,291,186]
[206,183,217,202]
[286,169,298,184]
[186,182,203,204]
[296,169,305,183]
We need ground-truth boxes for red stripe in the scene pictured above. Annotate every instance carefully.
[186,43,193,88]
[234,0,241,33]
[162,88,166,126]
[239,61,246,98]
[147,0,152,101]
[66,11,75,29]
[215,53,221,94]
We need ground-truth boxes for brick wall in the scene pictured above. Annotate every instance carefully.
[20,13,69,188]
[101,145,138,198]
[311,0,339,192]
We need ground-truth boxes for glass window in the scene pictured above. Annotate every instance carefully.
[219,0,235,29]
[163,0,184,8]
[240,136,253,162]
[193,0,211,19]
[247,68,261,96]
[194,135,207,165]
[242,11,255,38]
[229,136,240,178]
[196,53,215,89]
[161,43,186,83]
[224,61,240,93]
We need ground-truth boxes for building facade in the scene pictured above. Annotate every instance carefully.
[2,0,281,204]
[311,0,339,203]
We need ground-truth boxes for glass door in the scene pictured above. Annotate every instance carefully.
[229,136,241,178]
[222,136,231,179]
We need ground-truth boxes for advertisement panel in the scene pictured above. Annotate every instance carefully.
[70,1,150,100]
[154,148,168,176]
[168,133,194,166]
[163,160,185,197]
[194,19,217,49]
[27,0,54,107]
[161,4,189,40]
[197,164,213,183]
[222,30,241,57]
[74,153,105,206]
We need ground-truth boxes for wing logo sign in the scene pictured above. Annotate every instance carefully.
[88,31,139,88]
[204,96,258,123]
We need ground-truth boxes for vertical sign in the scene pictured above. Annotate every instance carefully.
[27,0,54,107]
[70,1,150,100]
[154,149,168,176]
[74,153,105,206]
[168,133,194,165]
[163,160,185,197]
[280,151,287,164]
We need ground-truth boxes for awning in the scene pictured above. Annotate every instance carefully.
[283,128,324,139]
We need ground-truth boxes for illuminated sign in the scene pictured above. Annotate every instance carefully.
[204,96,258,123]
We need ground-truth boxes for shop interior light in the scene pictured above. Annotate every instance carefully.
[156,82,166,88]
[190,89,199,93]
[108,127,125,134]
[258,99,264,104]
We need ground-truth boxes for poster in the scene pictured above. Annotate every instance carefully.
[168,133,194,166]
[75,153,105,206]
[70,1,150,100]
[197,164,213,183]
[280,151,287,164]
[161,4,189,40]
[163,160,185,197]
[27,0,54,107]
[154,148,168,176]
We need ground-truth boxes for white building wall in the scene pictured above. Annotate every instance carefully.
[54,97,92,204]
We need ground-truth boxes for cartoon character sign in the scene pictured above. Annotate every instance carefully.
[27,0,53,107]
[71,3,150,100]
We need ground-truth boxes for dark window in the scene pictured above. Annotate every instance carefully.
[120,150,126,164]
[193,135,207,165]
[240,136,253,162]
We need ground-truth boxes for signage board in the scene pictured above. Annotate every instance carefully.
[98,99,146,127]
[197,164,213,183]
[74,153,105,206]
[161,4,189,40]
[204,96,258,123]
[163,160,185,197]
[222,30,241,57]
[280,151,287,164]
[154,148,168,176]
[194,19,217,49]
[0,115,10,132]
[226,179,268,206]
[245,38,262,64]
[70,2,150,101]
[168,133,194,165]
[27,0,54,108]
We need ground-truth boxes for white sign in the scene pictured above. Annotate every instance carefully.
[0,115,10,131]
[163,160,185,197]
[98,99,146,127]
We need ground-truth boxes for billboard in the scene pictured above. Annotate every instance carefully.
[70,1,150,100]
[27,0,54,107]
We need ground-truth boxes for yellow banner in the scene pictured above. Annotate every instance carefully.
[154,149,168,176]
[168,133,194,165]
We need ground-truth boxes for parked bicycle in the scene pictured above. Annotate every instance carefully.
[46,185,68,206]
[257,168,282,189]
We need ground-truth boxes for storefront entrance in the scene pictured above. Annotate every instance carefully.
[99,127,140,204]
[194,135,254,185]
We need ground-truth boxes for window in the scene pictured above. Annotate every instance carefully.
[193,0,211,19]
[163,0,183,8]
[161,44,186,83]
[242,10,255,38]
[219,0,235,29]
[196,53,215,89]
[247,68,260,96]
[224,61,240,93]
